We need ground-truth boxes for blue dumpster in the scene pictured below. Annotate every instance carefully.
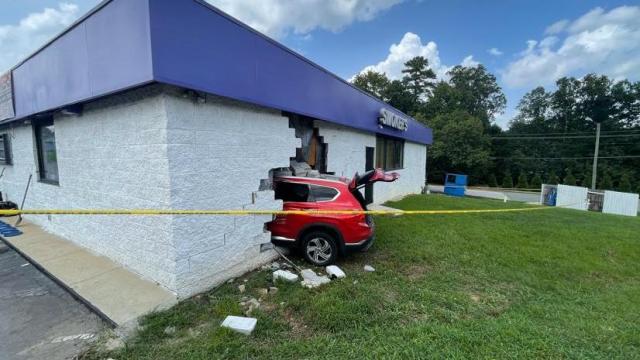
[444,173,467,197]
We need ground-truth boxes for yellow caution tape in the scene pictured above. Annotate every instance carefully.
[0,206,554,216]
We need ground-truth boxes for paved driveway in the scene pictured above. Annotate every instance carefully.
[0,242,105,360]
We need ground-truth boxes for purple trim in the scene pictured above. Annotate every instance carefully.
[3,0,432,144]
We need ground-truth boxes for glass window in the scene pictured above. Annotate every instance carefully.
[275,182,309,202]
[0,133,11,165]
[310,185,339,201]
[376,135,404,170]
[35,119,59,184]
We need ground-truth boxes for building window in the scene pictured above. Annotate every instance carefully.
[0,133,11,165]
[34,118,59,184]
[376,135,404,170]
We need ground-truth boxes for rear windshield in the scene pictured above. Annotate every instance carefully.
[275,182,310,202]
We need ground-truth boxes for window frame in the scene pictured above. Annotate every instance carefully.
[375,135,404,171]
[0,133,12,165]
[34,118,60,185]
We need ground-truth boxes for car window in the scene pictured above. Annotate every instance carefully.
[275,182,310,202]
[310,185,339,201]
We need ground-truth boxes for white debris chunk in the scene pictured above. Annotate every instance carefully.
[273,270,299,282]
[325,265,346,279]
[221,316,257,335]
[300,269,331,288]
[364,265,375,272]
[238,284,245,293]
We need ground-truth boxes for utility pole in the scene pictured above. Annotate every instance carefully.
[591,122,601,190]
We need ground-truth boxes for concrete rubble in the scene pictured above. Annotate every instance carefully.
[273,269,299,282]
[221,315,257,335]
[238,284,245,293]
[325,265,346,279]
[364,265,375,272]
[300,269,331,289]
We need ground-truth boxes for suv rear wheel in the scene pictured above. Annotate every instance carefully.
[301,231,337,266]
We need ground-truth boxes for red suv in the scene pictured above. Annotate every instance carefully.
[267,169,399,266]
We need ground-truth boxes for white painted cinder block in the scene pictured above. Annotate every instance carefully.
[0,84,427,299]
[314,120,426,204]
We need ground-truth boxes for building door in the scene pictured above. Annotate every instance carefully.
[365,147,375,204]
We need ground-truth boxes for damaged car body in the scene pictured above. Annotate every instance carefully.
[267,169,399,266]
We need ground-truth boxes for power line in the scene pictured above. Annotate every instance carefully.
[491,134,640,140]
[490,155,640,160]
[494,129,640,137]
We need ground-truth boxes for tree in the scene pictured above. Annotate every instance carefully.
[419,110,491,182]
[502,170,513,188]
[382,80,415,114]
[487,173,498,187]
[446,65,507,128]
[516,172,529,189]
[599,173,613,190]
[352,70,390,100]
[618,173,632,192]
[547,170,560,185]
[530,173,543,189]
[401,56,436,101]
[563,168,576,186]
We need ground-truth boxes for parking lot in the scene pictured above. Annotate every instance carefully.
[0,242,105,360]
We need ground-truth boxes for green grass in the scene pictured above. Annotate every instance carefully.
[83,195,640,359]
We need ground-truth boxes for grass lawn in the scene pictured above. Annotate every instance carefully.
[83,195,640,359]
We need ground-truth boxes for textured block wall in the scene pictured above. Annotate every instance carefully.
[315,120,427,204]
[0,86,177,290]
[162,90,299,297]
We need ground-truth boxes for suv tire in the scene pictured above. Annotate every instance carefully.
[301,231,337,266]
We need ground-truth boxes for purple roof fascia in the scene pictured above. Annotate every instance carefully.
[4,0,432,145]
[7,0,153,121]
[148,0,432,144]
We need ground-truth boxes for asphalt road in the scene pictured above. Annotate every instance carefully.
[0,242,105,360]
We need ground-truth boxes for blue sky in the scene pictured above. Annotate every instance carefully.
[1,0,639,127]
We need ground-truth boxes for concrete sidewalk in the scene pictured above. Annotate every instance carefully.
[2,217,177,326]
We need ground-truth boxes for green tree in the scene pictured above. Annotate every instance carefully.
[446,65,507,128]
[563,169,577,186]
[530,173,543,189]
[487,173,498,187]
[401,56,436,101]
[547,170,560,185]
[599,173,613,190]
[618,173,632,192]
[419,110,491,182]
[382,80,415,114]
[352,70,390,100]
[502,170,513,188]
[516,172,529,189]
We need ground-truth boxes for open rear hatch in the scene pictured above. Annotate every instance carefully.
[348,169,400,192]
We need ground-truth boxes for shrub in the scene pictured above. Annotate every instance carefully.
[516,172,529,189]
[618,173,632,192]
[530,173,543,189]
[547,170,560,185]
[487,174,498,187]
[563,169,576,186]
[502,170,513,188]
[599,173,613,190]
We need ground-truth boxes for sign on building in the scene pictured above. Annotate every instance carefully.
[0,71,15,121]
[378,108,408,131]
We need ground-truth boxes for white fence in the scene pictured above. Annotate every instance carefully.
[603,191,639,217]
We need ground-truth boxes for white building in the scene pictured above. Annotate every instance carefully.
[0,0,432,298]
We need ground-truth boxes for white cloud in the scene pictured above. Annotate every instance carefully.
[545,19,569,35]
[0,3,80,73]
[488,47,503,56]
[502,5,640,88]
[206,0,403,38]
[355,32,478,81]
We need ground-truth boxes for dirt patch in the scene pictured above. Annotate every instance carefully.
[283,309,312,339]
[401,264,432,282]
